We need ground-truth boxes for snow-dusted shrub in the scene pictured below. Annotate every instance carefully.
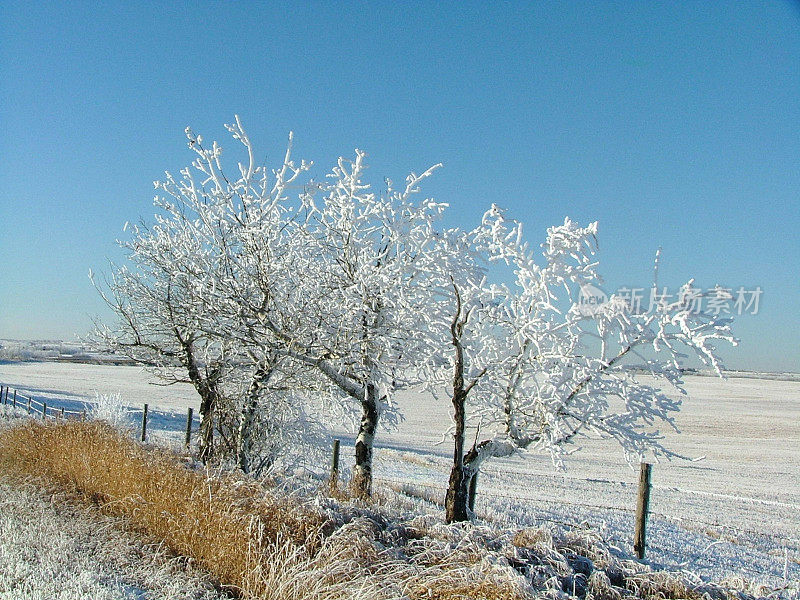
[215,389,330,478]
[0,404,28,424]
[90,392,130,430]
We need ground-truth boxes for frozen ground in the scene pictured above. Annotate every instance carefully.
[0,360,798,592]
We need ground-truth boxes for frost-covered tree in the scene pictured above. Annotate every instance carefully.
[226,150,447,496]
[96,118,446,495]
[428,206,737,522]
[93,118,323,469]
[92,212,229,462]
[298,154,446,496]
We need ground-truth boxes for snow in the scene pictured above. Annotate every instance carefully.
[0,360,797,592]
[383,375,800,589]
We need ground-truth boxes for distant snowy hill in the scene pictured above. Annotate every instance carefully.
[0,339,136,365]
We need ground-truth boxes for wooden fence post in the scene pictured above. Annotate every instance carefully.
[82,409,87,422]
[42,401,47,420]
[329,438,341,491]
[12,390,17,409]
[468,470,479,512]
[184,407,193,448]
[634,462,652,560]
[27,397,31,414]
[60,407,65,421]
[141,404,148,442]
[1,386,5,405]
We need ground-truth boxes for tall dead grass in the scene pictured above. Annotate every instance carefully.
[0,421,327,597]
[1,419,757,600]
[0,421,531,600]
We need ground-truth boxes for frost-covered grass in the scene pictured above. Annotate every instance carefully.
[0,480,226,600]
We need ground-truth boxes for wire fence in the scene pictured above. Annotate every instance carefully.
[379,470,799,541]
[0,383,201,445]
[0,385,87,420]
[469,464,800,512]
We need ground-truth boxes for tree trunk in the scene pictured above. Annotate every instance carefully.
[446,464,474,523]
[445,386,471,522]
[198,392,216,463]
[237,370,260,474]
[237,409,255,474]
[444,283,474,523]
[237,363,273,474]
[181,339,220,464]
[351,382,379,498]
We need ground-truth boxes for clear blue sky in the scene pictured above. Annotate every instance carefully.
[1,1,798,372]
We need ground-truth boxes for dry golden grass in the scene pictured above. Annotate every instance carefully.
[512,527,553,548]
[0,419,753,600]
[0,421,325,598]
[623,571,702,600]
[0,420,533,600]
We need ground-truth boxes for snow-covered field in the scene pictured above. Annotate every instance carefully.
[0,360,798,592]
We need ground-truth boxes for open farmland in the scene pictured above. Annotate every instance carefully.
[0,360,798,589]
